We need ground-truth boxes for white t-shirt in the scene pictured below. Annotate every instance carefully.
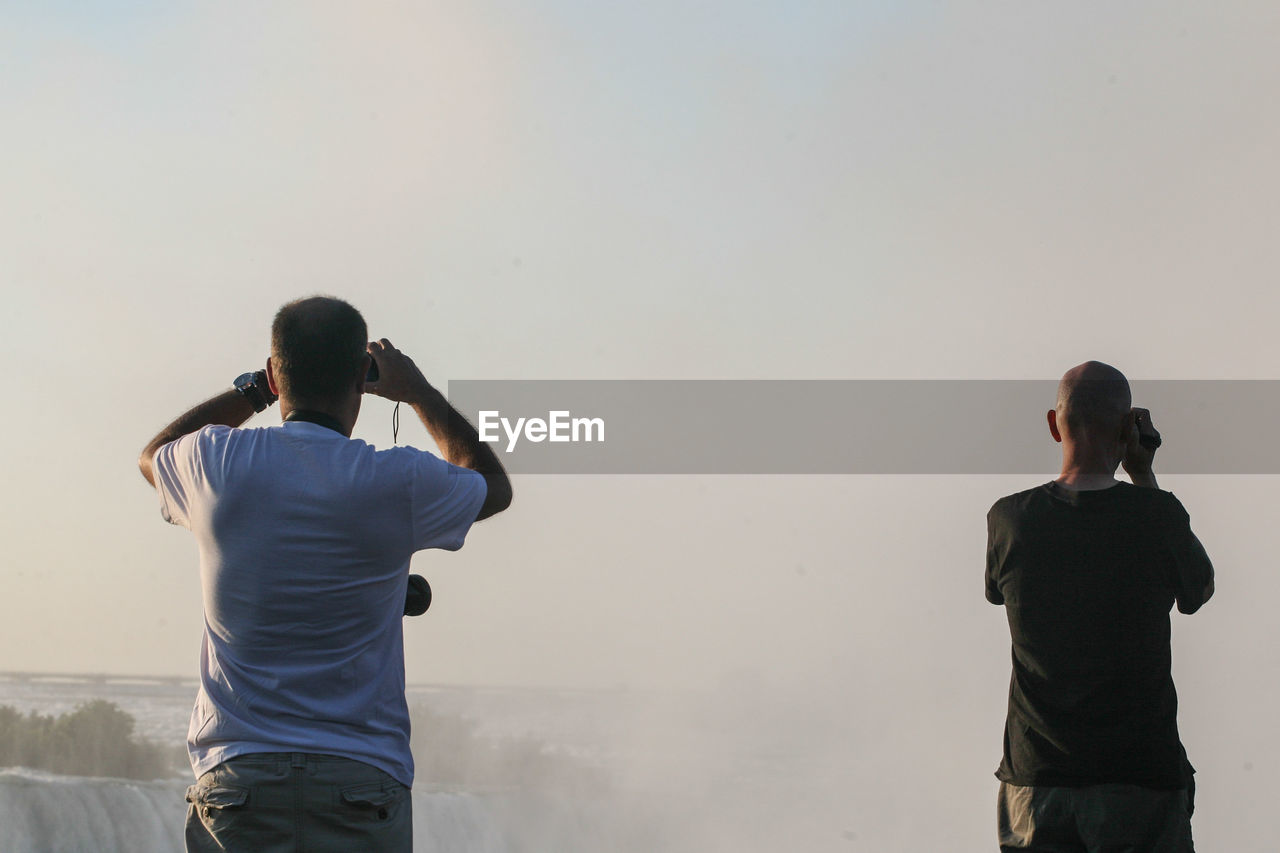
[153,420,487,786]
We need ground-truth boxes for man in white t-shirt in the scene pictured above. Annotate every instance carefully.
[139,296,511,853]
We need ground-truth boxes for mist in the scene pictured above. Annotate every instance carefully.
[408,474,1253,850]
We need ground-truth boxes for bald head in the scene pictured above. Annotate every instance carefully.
[1055,361,1131,441]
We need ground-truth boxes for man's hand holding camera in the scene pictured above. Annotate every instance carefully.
[364,338,434,404]
[1123,407,1161,489]
[364,338,512,521]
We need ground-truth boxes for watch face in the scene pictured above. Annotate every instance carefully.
[234,372,257,390]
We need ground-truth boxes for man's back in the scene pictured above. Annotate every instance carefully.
[140,300,510,852]
[154,419,485,786]
[988,362,1212,852]
[986,481,1212,790]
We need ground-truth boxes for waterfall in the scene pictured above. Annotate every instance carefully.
[0,770,623,853]
[0,770,185,853]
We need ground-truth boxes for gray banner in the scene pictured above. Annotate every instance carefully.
[445,380,1270,474]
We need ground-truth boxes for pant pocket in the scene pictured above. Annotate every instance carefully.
[186,783,250,844]
[339,780,406,824]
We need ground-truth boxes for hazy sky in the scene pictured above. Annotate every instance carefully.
[3,2,1278,847]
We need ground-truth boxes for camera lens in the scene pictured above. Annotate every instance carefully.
[404,574,431,616]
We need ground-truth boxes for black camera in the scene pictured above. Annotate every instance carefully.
[404,574,431,616]
[1135,412,1162,451]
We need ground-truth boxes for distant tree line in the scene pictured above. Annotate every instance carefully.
[0,699,184,779]
[0,698,606,786]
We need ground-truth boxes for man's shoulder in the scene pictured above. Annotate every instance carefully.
[362,442,485,493]
[1107,482,1188,519]
[194,423,288,457]
[987,484,1049,519]
[1134,485,1191,524]
[156,423,234,463]
[365,441,448,469]
[987,481,1189,526]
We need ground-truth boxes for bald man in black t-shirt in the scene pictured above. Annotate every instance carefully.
[986,361,1214,853]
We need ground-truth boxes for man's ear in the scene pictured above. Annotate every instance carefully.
[265,358,280,396]
[1047,409,1063,443]
[1118,409,1136,444]
[355,354,370,395]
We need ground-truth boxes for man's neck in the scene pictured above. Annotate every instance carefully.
[279,397,359,437]
[1054,472,1121,491]
[1056,444,1123,491]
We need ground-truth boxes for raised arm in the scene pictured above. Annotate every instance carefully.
[1120,408,1216,612]
[138,385,259,488]
[365,340,512,521]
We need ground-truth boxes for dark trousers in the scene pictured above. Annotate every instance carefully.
[997,781,1194,853]
[185,752,412,853]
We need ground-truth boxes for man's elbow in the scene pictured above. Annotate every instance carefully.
[474,475,512,521]
[1177,577,1215,615]
[138,447,157,488]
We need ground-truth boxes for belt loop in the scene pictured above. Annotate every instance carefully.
[291,753,306,769]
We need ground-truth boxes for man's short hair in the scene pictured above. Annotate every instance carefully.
[271,297,368,403]
[1056,361,1132,437]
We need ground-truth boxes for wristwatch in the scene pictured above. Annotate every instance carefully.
[233,370,278,413]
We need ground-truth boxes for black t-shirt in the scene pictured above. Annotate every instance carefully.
[986,481,1214,789]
